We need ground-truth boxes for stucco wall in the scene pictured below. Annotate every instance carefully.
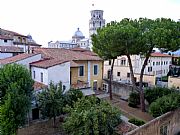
[126,109,180,135]
[90,61,103,89]
[168,76,180,89]
[0,53,13,59]
[48,62,70,92]
[134,74,156,86]
[31,66,48,85]
[0,39,13,45]
[16,54,42,69]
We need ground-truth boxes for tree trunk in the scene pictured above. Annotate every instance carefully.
[139,48,153,112]
[126,54,138,92]
[53,116,56,128]
[109,59,115,100]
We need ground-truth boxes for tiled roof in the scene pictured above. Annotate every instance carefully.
[70,61,79,67]
[2,29,27,37]
[151,52,172,57]
[0,53,39,65]
[0,46,23,53]
[33,48,102,61]
[33,81,47,90]
[30,58,68,69]
[0,35,13,40]
[70,47,97,56]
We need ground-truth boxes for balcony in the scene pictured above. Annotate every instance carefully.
[71,80,89,89]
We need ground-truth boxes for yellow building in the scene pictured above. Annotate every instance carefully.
[34,47,103,90]
[168,76,180,89]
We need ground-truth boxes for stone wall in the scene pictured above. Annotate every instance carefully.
[103,79,134,100]
[126,109,180,135]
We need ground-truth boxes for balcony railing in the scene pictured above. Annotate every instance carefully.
[71,80,89,89]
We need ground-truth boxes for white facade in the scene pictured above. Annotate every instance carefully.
[77,38,89,49]
[48,40,78,49]
[0,53,13,59]
[0,39,13,46]
[31,62,70,92]
[104,54,172,85]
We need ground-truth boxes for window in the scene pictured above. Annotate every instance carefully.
[102,83,108,92]
[4,39,7,43]
[153,62,155,66]
[109,60,111,65]
[148,67,152,72]
[93,65,98,75]
[156,62,158,65]
[121,59,126,66]
[63,85,66,91]
[79,65,84,76]
[160,124,168,135]
[41,72,43,82]
[117,72,120,76]
[33,71,35,79]
[127,73,130,77]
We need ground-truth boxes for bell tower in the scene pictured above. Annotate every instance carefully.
[89,10,105,38]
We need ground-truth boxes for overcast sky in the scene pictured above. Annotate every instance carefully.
[0,0,179,46]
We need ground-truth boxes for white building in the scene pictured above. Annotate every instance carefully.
[48,28,90,49]
[0,28,41,53]
[104,53,172,86]
[30,59,70,92]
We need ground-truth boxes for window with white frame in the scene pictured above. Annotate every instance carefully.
[102,83,108,92]
[93,65,98,75]
[148,67,152,72]
[121,59,126,66]
[79,65,84,76]
[160,123,169,135]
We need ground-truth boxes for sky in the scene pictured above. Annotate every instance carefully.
[0,0,180,47]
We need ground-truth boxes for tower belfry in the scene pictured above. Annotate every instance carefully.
[89,4,105,38]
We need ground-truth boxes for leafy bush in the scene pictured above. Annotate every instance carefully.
[128,118,145,126]
[63,96,121,135]
[64,89,83,107]
[149,93,180,117]
[145,87,174,104]
[128,92,140,108]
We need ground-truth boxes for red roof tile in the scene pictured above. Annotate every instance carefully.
[151,52,172,57]
[30,58,68,69]
[0,53,40,65]
[0,46,23,53]
[33,81,47,90]
[33,48,102,61]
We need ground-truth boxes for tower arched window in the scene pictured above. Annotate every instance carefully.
[100,21,101,27]
[93,21,95,27]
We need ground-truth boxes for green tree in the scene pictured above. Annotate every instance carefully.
[92,21,129,100]
[63,96,121,135]
[137,18,180,111]
[149,93,180,117]
[38,81,65,127]
[145,87,174,104]
[0,64,34,135]
[0,64,34,104]
[64,89,83,107]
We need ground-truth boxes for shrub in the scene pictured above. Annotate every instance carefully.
[145,87,174,104]
[63,96,121,135]
[128,118,145,126]
[149,93,180,117]
[128,92,140,108]
[64,89,83,107]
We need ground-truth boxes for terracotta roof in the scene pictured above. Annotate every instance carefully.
[0,46,23,53]
[27,42,42,46]
[30,58,68,69]
[70,61,79,67]
[151,52,172,57]
[71,47,97,56]
[2,29,27,37]
[33,81,47,90]
[0,35,13,40]
[0,53,39,65]
[33,48,102,61]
